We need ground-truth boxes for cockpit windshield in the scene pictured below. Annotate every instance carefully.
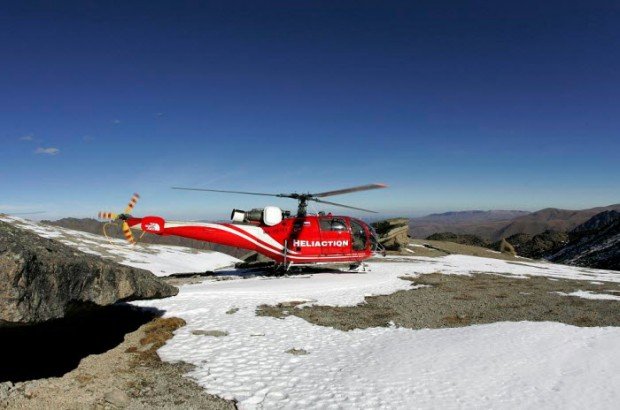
[368,225,385,254]
[349,219,367,251]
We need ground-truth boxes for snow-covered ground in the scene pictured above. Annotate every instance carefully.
[556,290,620,301]
[385,254,620,283]
[3,216,619,409]
[0,215,239,275]
[135,258,619,409]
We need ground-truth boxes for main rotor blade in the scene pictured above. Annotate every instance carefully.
[172,187,290,198]
[310,198,379,213]
[311,183,387,198]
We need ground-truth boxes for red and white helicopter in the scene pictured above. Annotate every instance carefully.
[98,184,387,269]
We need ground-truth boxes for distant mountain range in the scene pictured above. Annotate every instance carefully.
[412,205,620,271]
[409,210,530,240]
[410,205,620,241]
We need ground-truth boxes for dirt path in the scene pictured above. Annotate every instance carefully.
[1,317,235,409]
[257,272,620,331]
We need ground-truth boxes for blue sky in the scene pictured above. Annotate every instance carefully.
[1,1,619,220]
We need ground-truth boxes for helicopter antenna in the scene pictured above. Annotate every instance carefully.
[172,183,387,217]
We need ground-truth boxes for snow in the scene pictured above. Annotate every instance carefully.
[384,254,620,283]
[0,215,239,275]
[556,290,620,301]
[133,257,620,409]
[3,215,620,408]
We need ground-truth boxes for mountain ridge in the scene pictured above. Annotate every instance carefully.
[410,204,620,241]
[496,204,620,240]
[409,210,529,239]
[549,210,620,270]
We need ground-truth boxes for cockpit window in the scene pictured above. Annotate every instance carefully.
[320,218,347,231]
[350,219,368,250]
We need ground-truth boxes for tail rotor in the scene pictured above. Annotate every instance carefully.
[97,211,118,220]
[124,193,140,214]
[97,193,140,245]
[121,221,136,245]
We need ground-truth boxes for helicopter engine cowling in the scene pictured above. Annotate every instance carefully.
[262,206,283,226]
[230,206,283,226]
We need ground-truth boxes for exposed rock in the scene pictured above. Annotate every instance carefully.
[285,348,308,355]
[0,381,12,400]
[425,232,489,248]
[571,210,620,236]
[0,220,177,327]
[235,251,274,268]
[549,211,620,270]
[191,329,229,337]
[23,381,39,398]
[492,230,569,259]
[372,218,409,250]
[499,238,516,256]
[104,389,129,407]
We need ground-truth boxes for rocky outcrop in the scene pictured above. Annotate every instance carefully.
[372,218,409,251]
[492,230,569,259]
[234,251,274,269]
[549,211,620,270]
[425,232,489,248]
[0,220,177,327]
[499,238,516,256]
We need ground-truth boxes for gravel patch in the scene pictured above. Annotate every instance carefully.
[257,272,620,331]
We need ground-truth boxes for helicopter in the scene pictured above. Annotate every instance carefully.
[98,183,387,269]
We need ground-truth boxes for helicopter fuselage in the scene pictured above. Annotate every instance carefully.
[127,214,379,265]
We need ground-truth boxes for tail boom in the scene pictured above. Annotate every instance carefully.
[127,216,279,254]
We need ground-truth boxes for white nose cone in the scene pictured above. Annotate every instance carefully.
[263,206,283,226]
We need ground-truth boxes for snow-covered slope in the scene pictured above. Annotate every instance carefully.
[0,215,239,276]
[3,216,619,409]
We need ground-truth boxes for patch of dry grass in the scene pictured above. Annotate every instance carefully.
[453,293,477,301]
[134,317,187,358]
[443,315,471,325]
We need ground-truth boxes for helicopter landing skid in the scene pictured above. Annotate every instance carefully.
[273,261,368,273]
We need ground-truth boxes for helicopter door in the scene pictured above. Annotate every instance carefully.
[319,217,350,255]
[350,219,369,251]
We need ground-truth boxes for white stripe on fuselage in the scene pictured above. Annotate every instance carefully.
[163,221,301,255]
[136,220,359,261]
